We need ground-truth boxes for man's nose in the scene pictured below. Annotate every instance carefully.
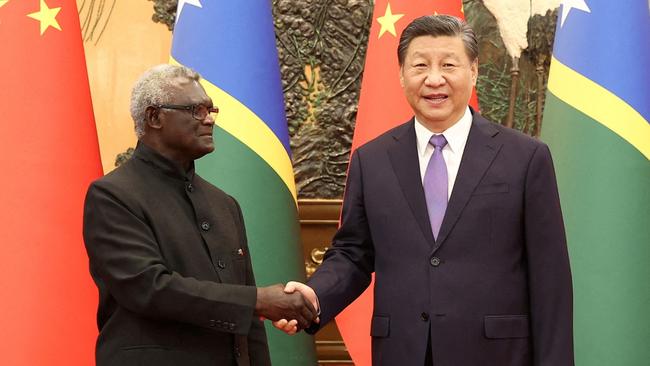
[424,68,445,86]
[203,114,216,125]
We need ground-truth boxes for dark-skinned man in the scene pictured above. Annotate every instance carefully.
[83,64,317,366]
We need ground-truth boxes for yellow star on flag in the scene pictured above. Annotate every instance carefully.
[377,2,404,38]
[0,0,9,9]
[27,0,62,35]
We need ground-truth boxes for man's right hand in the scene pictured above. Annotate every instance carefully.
[272,281,320,335]
[283,281,319,312]
[255,284,318,330]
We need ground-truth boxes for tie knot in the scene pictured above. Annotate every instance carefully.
[429,134,447,149]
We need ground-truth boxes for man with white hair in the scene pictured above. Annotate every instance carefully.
[83,64,317,366]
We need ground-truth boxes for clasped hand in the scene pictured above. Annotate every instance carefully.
[255,283,319,332]
[268,282,319,335]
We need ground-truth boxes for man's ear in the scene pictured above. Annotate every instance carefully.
[470,58,478,87]
[145,106,163,130]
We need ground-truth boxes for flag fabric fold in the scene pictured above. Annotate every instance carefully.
[541,1,650,365]
[170,2,317,364]
[338,1,477,364]
[0,0,102,364]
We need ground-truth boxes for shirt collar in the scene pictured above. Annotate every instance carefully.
[414,106,473,156]
[133,141,195,181]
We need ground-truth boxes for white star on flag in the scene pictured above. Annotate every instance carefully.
[559,0,591,27]
[176,0,202,25]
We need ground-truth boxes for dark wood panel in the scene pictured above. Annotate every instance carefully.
[298,199,353,364]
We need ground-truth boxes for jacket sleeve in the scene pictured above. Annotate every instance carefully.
[524,143,574,366]
[307,150,375,331]
[83,181,257,335]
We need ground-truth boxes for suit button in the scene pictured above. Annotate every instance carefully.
[186,183,194,192]
[430,257,441,267]
[421,312,429,321]
[217,260,226,269]
[201,221,210,231]
[209,319,216,327]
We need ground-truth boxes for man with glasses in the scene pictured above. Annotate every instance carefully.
[82,64,317,366]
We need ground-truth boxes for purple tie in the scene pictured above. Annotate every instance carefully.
[423,134,448,240]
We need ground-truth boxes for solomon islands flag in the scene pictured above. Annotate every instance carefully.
[541,1,650,365]
[171,2,317,364]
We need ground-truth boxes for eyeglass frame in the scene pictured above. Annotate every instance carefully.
[153,104,219,121]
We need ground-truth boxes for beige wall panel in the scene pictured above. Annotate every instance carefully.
[79,0,171,173]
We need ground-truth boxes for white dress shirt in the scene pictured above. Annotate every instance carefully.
[414,107,473,199]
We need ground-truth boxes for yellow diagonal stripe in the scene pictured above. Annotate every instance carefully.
[170,58,297,205]
[548,56,650,160]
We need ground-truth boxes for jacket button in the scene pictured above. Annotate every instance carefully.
[209,319,216,327]
[201,221,210,231]
[186,183,194,192]
[430,257,441,267]
[421,312,429,321]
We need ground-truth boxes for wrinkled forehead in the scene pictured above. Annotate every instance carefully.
[405,35,473,61]
[167,78,210,103]
[166,76,199,93]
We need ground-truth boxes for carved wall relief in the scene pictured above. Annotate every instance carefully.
[464,0,557,136]
[274,0,373,199]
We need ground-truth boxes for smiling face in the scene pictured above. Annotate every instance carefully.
[152,78,216,165]
[399,35,477,132]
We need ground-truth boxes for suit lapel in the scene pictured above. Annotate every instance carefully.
[433,114,502,252]
[387,120,436,246]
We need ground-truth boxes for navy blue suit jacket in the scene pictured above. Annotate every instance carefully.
[307,111,573,366]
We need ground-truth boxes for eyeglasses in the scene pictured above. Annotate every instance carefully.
[154,104,219,121]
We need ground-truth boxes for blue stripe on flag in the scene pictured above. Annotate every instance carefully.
[552,0,650,123]
[171,1,291,153]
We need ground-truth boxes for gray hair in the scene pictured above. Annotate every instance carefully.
[397,15,478,66]
[129,64,201,138]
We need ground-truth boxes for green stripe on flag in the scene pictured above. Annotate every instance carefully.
[197,126,317,364]
[542,92,650,366]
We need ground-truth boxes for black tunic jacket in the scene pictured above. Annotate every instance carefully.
[83,142,271,366]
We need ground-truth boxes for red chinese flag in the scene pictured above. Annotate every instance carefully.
[336,1,478,364]
[0,0,102,364]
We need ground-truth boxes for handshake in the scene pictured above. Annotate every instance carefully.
[255,281,318,335]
